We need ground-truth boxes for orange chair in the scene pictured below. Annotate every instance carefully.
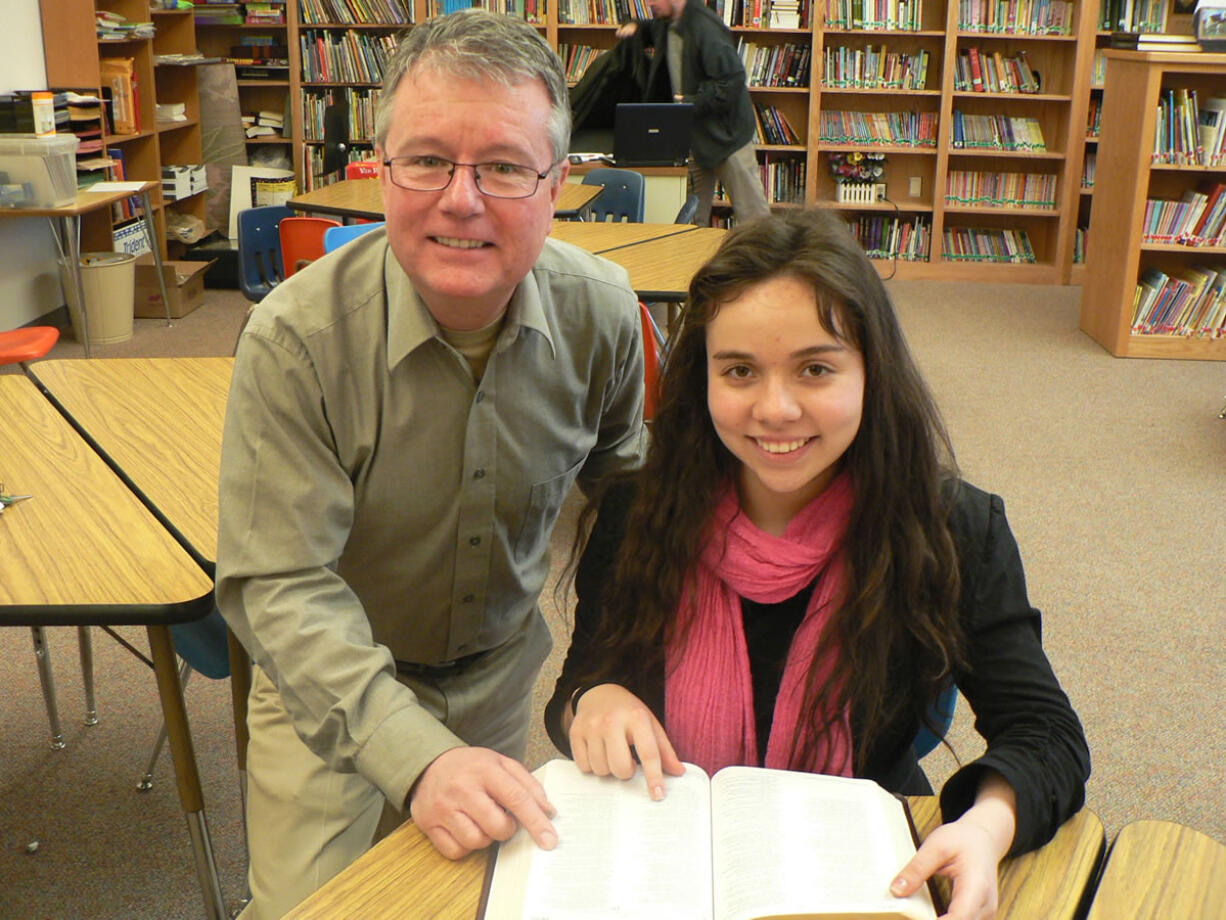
[279,216,341,277]
[0,326,59,367]
[639,303,664,421]
[345,160,380,179]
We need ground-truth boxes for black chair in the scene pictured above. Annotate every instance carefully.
[322,100,350,178]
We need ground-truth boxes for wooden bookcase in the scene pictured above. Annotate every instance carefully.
[1079,50,1226,360]
[38,0,1119,282]
[40,0,207,259]
[193,1,296,176]
[1067,0,1194,285]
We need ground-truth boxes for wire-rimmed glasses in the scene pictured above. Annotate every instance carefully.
[382,154,557,199]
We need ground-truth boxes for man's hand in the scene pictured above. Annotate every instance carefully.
[410,747,557,860]
[616,22,638,38]
[568,683,685,801]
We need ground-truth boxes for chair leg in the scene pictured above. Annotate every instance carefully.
[78,626,98,726]
[30,627,66,750]
[136,660,193,791]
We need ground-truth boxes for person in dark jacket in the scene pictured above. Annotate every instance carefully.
[546,208,1090,920]
[617,0,771,225]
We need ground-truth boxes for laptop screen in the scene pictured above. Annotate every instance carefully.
[613,103,695,167]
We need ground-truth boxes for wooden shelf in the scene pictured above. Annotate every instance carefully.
[1079,50,1226,359]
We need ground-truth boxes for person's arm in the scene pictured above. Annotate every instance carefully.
[574,288,647,495]
[938,486,1090,856]
[218,323,557,857]
[889,771,1017,920]
[217,325,460,800]
[683,29,750,118]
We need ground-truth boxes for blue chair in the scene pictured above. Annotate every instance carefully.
[674,193,699,224]
[914,682,959,758]
[324,220,385,253]
[237,205,294,303]
[581,168,645,223]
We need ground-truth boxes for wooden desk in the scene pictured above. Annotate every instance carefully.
[599,226,728,302]
[0,374,224,918]
[29,357,233,567]
[283,797,1104,920]
[549,219,699,253]
[0,182,171,356]
[1084,820,1226,919]
[287,178,603,222]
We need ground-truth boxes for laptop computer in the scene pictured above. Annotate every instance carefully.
[613,103,694,167]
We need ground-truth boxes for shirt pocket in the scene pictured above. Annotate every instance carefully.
[513,458,584,562]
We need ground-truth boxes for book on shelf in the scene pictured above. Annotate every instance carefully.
[482,759,939,920]
[1110,31,1202,52]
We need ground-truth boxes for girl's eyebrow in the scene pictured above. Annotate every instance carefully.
[711,343,847,361]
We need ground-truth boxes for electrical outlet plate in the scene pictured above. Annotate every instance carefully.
[909,176,922,197]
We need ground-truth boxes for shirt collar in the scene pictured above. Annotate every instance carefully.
[385,246,557,370]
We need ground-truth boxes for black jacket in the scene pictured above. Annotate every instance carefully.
[569,30,670,133]
[545,479,1091,857]
[639,0,758,168]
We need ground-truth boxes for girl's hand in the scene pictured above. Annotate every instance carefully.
[616,23,638,39]
[888,772,1017,920]
[567,683,685,801]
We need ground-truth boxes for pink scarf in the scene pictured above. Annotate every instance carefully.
[665,473,854,777]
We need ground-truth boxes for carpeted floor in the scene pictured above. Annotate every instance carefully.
[2,279,1224,919]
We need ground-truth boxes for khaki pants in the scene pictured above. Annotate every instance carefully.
[237,612,551,920]
[689,141,772,227]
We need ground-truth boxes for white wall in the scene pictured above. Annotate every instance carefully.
[0,0,62,330]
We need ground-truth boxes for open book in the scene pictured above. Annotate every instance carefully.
[483,759,937,920]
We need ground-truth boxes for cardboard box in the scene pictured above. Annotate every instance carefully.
[134,257,215,318]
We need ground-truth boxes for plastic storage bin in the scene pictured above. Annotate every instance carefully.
[0,134,79,208]
[60,251,137,346]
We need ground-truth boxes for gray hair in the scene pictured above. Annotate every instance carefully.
[374,10,571,165]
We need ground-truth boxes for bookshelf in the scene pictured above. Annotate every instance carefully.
[1068,0,1192,285]
[79,0,1112,282]
[1079,50,1226,359]
[41,0,209,259]
[193,2,295,174]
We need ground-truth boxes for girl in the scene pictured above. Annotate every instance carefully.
[544,209,1089,919]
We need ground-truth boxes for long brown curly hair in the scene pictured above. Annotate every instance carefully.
[569,208,966,772]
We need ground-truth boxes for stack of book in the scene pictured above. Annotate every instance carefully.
[193,3,245,26]
[1110,31,1201,52]
[96,10,154,39]
[246,1,287,24]
[244,109,285,138]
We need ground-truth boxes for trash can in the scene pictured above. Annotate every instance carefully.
[60,252,136,346]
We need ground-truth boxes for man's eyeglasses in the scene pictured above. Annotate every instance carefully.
[382,155,556,199]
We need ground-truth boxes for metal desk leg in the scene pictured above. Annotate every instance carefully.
[147,624,226,920]
[30,627,66,750]
[78,626,98,726]
[49,214,92,358]
[140,190,173,328]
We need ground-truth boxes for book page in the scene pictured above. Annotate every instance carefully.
[710,768,935,920]
[485,759,714,920]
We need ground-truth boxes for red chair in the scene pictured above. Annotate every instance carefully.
[279,216,341,277]
[639,303,663,421]
[345,160,380,179]
[0,326,59,368]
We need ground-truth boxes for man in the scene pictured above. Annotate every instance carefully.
[618,0,771,226]
[216,11,646,918]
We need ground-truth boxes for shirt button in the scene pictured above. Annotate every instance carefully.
[462,594,475,603]
[469,536,481,546]
[473,468,485,479]
[475,391,485,404]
